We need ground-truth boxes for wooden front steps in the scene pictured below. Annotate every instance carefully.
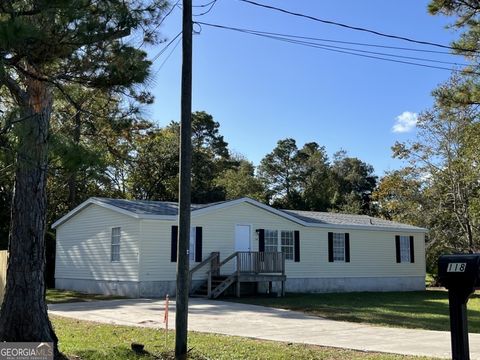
[191,275,229,297]
[189,251,286,299]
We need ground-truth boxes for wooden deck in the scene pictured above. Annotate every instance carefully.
[190,251,286,298]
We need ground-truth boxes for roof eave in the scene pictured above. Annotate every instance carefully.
[189,197,308,226]
[306,222,428,233]
[51,198,140,229]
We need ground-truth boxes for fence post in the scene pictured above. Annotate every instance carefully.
[0,251,7,305]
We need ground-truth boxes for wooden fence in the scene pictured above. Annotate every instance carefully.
[0,251,7,305]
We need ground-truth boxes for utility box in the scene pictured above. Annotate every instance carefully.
[438,254,480,360]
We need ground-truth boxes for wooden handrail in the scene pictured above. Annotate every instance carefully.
[217,251,238,268]
[190,252,219,276]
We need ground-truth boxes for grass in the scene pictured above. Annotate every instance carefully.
[227,289,480,333]
[47,289,125,304]
[425,274,438,287]
[51,315,434,360]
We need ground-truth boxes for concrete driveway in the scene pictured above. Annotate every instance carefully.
[49,297,479,359]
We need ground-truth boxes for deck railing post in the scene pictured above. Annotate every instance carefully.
[236,252,241,297]
[211,251,219,277]
[207,270,212,298]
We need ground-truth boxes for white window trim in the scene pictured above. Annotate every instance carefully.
[264,229,295,261]
[332,232,346,263]
[281,230,294,261]
[111,226,121,263]
[399,235,411,263]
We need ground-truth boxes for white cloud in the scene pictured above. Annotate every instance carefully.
[392,111,418,133]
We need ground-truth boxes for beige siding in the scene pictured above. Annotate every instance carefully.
[139,219,174,281]
[138,202,426,281]
[0,251,7,304]
[296,228,425,278]
[55,204,140,282]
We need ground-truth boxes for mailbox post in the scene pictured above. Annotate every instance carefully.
[438,254,480,360]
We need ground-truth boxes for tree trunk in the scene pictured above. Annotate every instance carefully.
[0,78,59,356]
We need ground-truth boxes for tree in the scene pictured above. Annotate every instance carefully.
[128,125,179,200]
[297,142,333,211]
[128,112,233,203]
[428,1,480,107]
[215,157,265,201]
[392,77,480,253]
[330,151,377,214]
[258,138,304,209]
[189,112,232,203]
[373,168,424,224]
[0,1,166,354]
[48,87,152,219]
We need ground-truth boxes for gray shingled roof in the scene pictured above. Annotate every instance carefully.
[92,197,225,216]
[282,209,423,230]
[87,198,425,231]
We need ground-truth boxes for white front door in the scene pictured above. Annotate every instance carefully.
[235,225,251,252]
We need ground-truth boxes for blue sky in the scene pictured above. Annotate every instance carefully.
[143,0,461,176]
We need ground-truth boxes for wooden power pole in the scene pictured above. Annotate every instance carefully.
[176,0,192,358]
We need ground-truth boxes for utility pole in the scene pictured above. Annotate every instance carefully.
[175,0,192,358]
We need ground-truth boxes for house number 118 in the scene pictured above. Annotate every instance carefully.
[447,263,466,272]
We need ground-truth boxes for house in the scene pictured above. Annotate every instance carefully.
[52,197,427,298]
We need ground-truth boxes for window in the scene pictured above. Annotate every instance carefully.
[111,227,121,262]
[399,235,410,263]
[333,233,345,262]
[263,229,295,261]
[265,229,278,253]
[281,230,294,261]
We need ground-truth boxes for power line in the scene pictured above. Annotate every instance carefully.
[197,22,469,67]
[193,0,216,8]
[194,0,218,16]
[159,0,182,27]
[137,0,181,49]
[196,21,479,75]
[269,35,468,67]
[198,25,456,56]
[238,0,479,54]
[154,35,182,76]
[152,31,182,62]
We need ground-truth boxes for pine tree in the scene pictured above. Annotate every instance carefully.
[0,1,166,355]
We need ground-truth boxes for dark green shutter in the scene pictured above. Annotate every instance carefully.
[171,225,178,262]
[395,235,401,263]
[328,232,333,262]
[345,233,350,263]
[409,236,415,263]
[294,230,300,262]
[258,229,265,252]
[195,227,203,263]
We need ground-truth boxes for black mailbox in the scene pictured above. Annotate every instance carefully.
[438,254,480,360]
[439,254,480,290]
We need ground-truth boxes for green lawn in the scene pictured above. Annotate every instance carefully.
[228,289,480,333]
[51,316,434,360]
[47,289,124,304]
